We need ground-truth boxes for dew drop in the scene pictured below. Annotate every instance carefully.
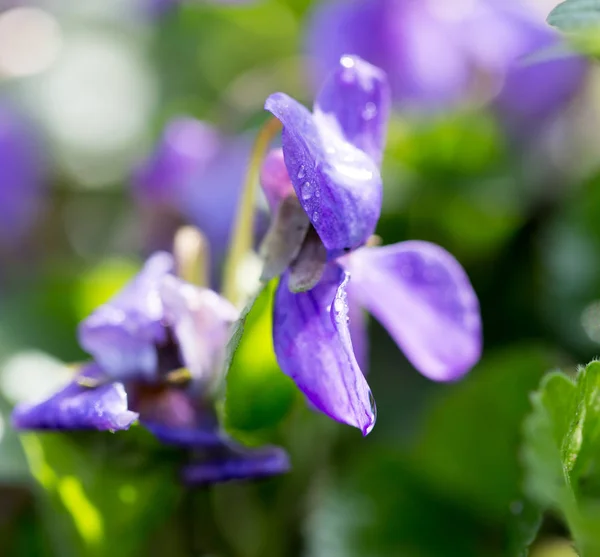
[301,181,313,200]
[340,55,355,69]
[368,391,377,425]
[312,211,319,223]
[297,165,306,180]
[333,297,344,313]
[362,102,377,120]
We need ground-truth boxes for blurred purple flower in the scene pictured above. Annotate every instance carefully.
[0,102,46,246]
[132,118,259,277]
[261,56,482,434]
[305,0,586,122]
[12,252,289,484]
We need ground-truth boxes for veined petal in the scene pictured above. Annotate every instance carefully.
[265,92,382,258]
[182,444,290,484]
[314,55,390,165]
[160,275,239,385]
[273,264,375,434]
[78,252,174,381]
[345,241,481,381]
[11,363,138,431]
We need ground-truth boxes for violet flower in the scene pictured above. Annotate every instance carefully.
[260,56,482,435]
[132,118,260,276]
[12,252,289,484]
[0,101,46,246]
[305,0,586,123]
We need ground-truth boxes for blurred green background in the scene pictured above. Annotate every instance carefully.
[0,0,599,555]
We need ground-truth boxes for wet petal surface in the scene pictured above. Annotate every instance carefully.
[273,263,375,434]
[265,91,381,258]
[314,54,390,165]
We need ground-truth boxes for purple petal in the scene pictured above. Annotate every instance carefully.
[183,444,290,485]
[456,2,587,126]
[132,118,222,207]
[160,275,239,384]
[314,55,390,165]
[0,102,47,245]
[345,242,481,381]
[265,91,382,258]
[260,148,295,213]
[11,363,138,431]
[78,252,174,381]
[495,22,587,126]
[273,264,375,434]
[143,422,223,448]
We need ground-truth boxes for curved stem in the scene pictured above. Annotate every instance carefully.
[222,117,281,307]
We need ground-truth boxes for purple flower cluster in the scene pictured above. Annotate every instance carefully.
[12,252,289,484]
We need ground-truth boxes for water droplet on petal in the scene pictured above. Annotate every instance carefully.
[312,211,319,223]
[297,165,306,180]
[333,298,344,313]
[367,390,377,433]
[340,56,355,69]
[362,102,377,120]
[301,181,313,200]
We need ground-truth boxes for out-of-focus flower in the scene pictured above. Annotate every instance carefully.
[132,118,258,277]
[0,101,46,246]
[13,252,290,484]
[260,56,482,434]
[305,0,586,123]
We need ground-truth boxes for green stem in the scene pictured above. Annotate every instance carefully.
[222,117,281,307]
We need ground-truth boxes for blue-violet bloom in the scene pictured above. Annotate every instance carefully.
[132,118,261,275]
[305,0,587,124]
[260,55,482,435]
[0,101,47,246]
[12,252,290,484]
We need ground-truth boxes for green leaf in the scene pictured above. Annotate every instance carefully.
[312,451,504,557]
[414,345,556,522]
[224,280,296,434]
[547,0,600,56]
[548,0,600,32]
[20,431,182,557]
[523,361,600,555]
